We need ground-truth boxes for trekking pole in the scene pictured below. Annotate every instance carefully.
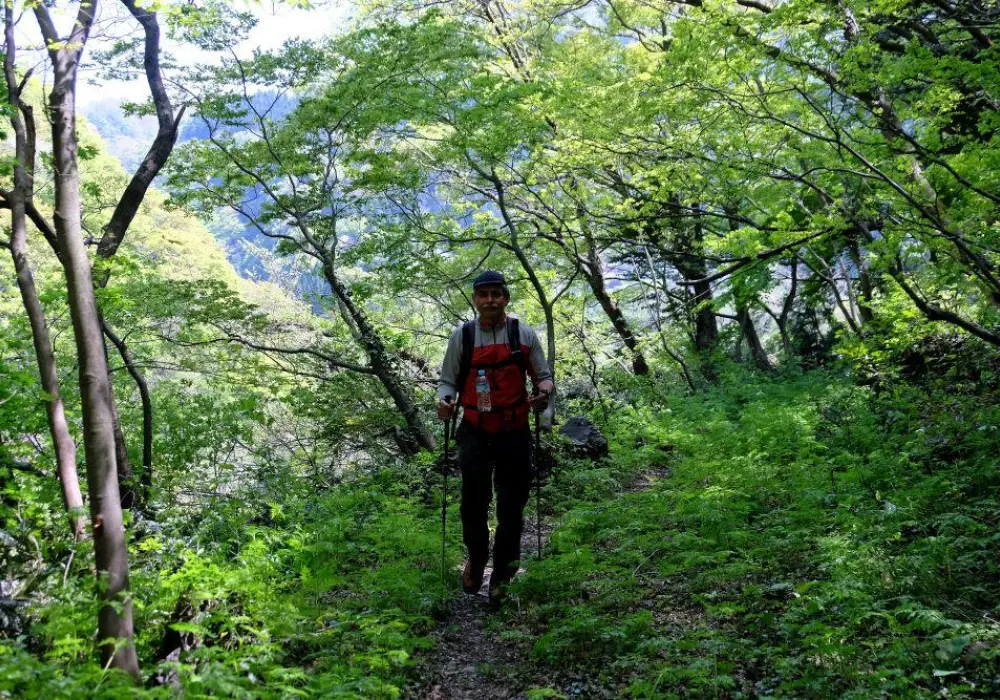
[532,389,543,561]
[441,397,454,592]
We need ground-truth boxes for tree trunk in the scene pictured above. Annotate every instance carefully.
[35,0,141,676]
[3,10,85,541]
[539,303,556,430]
[668,219,719,355]
[674,208,720,355]
[97,321,138,509]
[846,234,875,324]
[691,278,719,352]
[575,199,649,375]
[9,229,86,540]
[583,250,649,375]
[777,255,798,360]
[321,259,436,453]
[673,256,719,353]
[103,320,153,503]
[110,384,137,509]
[736,305,773,371]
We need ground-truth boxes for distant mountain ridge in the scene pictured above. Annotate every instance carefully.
[81,92,320,302]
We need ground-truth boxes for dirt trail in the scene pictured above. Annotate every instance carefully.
[404,521,550,700]
[405,465,675,699]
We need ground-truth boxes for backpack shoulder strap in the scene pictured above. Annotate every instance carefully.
[456,320,476,400]
[508,317,525,371]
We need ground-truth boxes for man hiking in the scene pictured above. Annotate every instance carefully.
[438,270,554,604]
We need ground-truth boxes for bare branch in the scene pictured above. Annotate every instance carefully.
[96,0,185,271]
[678,228,831,286]
[167,334,377,375]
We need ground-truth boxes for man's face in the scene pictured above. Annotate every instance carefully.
[473,284,509,320]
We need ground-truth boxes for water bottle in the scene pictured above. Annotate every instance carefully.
[475,370,492,412]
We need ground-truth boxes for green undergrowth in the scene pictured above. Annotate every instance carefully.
[501,369,1000,698]
[7,366,1000,697]
[1,470,464,698]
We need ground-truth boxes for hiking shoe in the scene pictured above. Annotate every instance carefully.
[488,579,508,606]
[462,561,484,594]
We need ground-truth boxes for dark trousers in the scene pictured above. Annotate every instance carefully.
[457,421,532,584]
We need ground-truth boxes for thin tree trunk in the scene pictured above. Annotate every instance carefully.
[3,11,85,541]
[33,0,140,678]
[582,250,649,375]
[321,258,436,453]
[8,234,86,540]
[97,320,137,509]
[846,234,875,324]
[639,248,697,392]
[539,302,557,430]
[102,321,152,503]
[95,315,138,509]
[764,266,797,362]
[111,400,137,506]
[574,196,649,375]
[777,255,798,359]
[838,254,863,328]
[736,305,773,371]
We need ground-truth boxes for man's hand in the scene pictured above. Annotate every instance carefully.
[527,380,555,411]
[437,396,456,420]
